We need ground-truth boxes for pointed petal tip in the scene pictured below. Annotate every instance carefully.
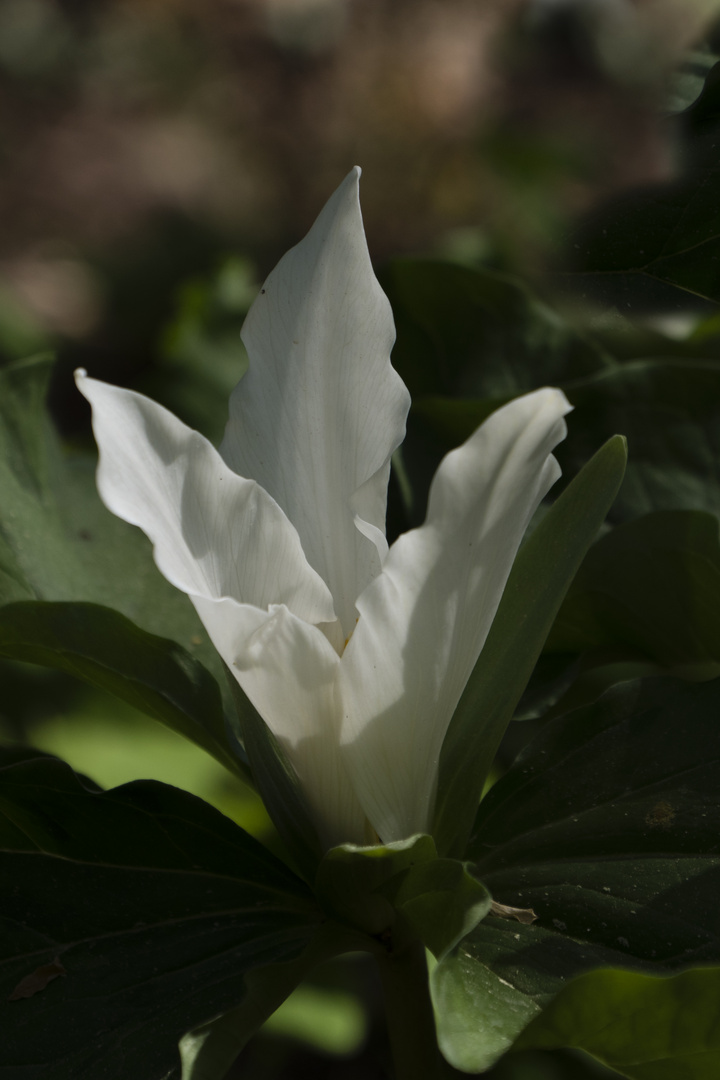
[539,385,573,414]
[336,166,361,210]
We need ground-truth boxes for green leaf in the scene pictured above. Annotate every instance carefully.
[381,259,612,401]
[179,924,364,1080]
[414,360,720,522]
[432,676,720,1073]
[432,435,627,859]
[559,170,720,308]
[381,260,614,525]
[0,600,249,781]
[546,509,720,675]
[530,509,720,720]
[0,354,241,752]
[0,754,337,1080]
[514,967,720,1079]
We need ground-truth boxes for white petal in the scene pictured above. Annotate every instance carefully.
[220,167,411,638]
[76,372,336,625]
[192,595,368,850]
[339,388,572,843]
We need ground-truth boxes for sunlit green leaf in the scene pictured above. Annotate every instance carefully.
[515,966,720,1079]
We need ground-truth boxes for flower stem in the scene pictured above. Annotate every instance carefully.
[375,937,441,1080]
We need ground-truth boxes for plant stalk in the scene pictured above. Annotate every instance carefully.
[375,937,440,1080]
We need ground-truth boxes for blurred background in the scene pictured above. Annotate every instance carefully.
[2,0,720,1075]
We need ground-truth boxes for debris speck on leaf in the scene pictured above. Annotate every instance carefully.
[9,958,66,1001]
[490,901,538,925]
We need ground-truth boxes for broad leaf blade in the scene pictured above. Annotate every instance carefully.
[381,260,613,525]
[559,172,720,307]
[415,360,720,522]
[514,967,720,1079]
[381,259,611,402]
[547,510,720,668]
[0,755,332,1080]
[0,600,249,782]
[526,509,720,720]
[432,435,627,859]
[432,676,720,1073]
[179,922,363,1080]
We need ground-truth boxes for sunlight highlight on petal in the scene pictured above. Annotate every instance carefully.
[339,389,572,843]
[220,168,410,638]
[76,372,337,625]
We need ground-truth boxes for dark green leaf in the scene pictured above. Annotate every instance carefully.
[414,360,720,521]
[546,510,720,675]
[0,755,335,1080]
[515,966,720,1079]
[179,923,364,1080]
[559,174,720,309]
[382,260,614,525]
[0,744,63,769]
[381,259,612,401]
[432,435,627,859]
[528,509,720,720]
[561,361,720,520]
[0,601,249,781]
[432,676,720,1072]
[557,71,720,313]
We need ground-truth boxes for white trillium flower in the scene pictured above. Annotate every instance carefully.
[76,168,571,852]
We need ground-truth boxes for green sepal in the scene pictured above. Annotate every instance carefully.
[316,835,492,960]
[380,857,492,961]
[433,434,627,858]
[315,834,437,937]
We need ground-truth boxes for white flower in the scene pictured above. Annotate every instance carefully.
[76,168,571,851]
